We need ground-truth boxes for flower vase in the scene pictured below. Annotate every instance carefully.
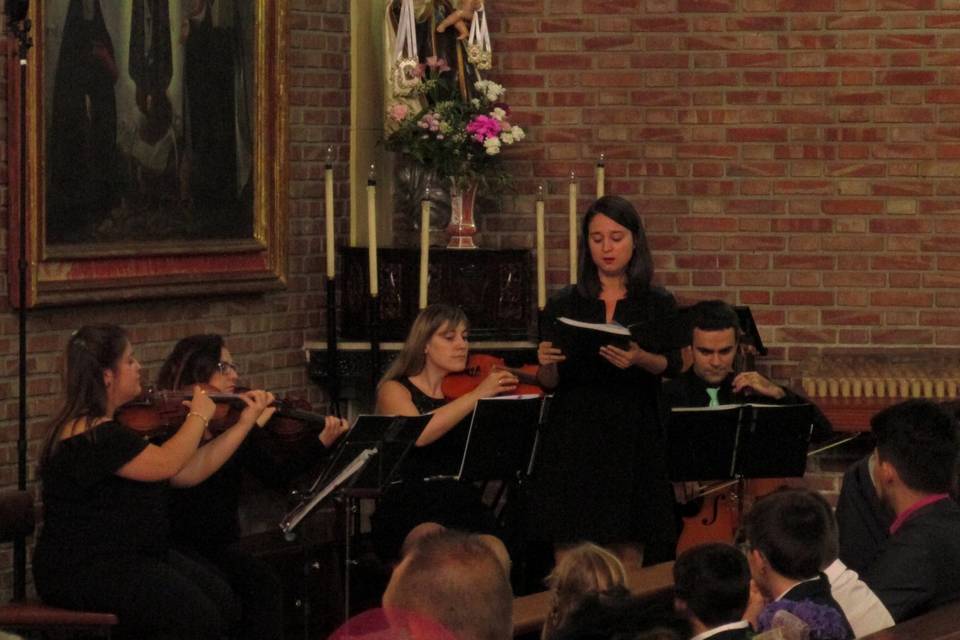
[446,180,479,249]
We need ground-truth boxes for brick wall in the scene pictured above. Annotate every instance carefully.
[0,0,351,598]
[485,0,960,391]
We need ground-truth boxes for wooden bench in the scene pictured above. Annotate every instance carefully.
[860,599,960,640]
[512,561,675,637]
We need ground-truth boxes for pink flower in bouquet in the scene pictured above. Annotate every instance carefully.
[466,114,503,142]
[426,56,451,72]
[387,103,410,122]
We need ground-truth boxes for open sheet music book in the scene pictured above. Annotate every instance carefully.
[666,402,815,482]
[554,317,632,367]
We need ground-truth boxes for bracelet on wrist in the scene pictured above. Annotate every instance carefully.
[186,411,210,428]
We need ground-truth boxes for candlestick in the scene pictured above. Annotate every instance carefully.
[325,146,335,279]
[568,170,578,285]
[419,189,431,309]
[536,185,546,310]
[367,163,378,297]
[596,152,605,199]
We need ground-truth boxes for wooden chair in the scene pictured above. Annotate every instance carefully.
[0,490,118,638]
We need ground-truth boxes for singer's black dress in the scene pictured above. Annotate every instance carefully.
[526,285,683,564]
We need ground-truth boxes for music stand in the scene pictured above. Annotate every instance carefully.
[666,403,814,519]
[456,395,543,482]
[277,413,430,624]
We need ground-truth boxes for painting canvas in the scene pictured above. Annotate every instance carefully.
[7,0,287,306]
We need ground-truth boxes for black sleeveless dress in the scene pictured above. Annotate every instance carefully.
[369,378,498,561]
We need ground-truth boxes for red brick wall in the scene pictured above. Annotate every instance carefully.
[0,0,351,598]
[486,0,960,389]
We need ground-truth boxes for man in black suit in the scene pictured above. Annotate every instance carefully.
[741,489,855,639]
[862,400,960,622]
[662,300,794,410]
[835,451,894,576]
[673,543,752,640]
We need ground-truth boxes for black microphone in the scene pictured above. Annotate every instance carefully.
[5,0,29,23]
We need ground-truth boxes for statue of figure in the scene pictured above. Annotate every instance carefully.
[383,0,485,230]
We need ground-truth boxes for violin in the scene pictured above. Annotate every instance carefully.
[441,353,542,400]
[115,384,334,440]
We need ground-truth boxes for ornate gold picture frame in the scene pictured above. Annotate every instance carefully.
[7,1,287,307]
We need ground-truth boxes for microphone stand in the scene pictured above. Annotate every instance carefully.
[9,11,33,602]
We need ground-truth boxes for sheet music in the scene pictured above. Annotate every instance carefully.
[279,448,377,534]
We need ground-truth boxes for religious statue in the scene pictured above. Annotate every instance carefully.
[383,0,490,232]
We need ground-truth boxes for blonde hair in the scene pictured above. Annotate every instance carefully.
[379,304,468,387]
[541,543,629,640]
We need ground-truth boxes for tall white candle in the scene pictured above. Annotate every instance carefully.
[366,164,378,297]
[536,185,546,310]
[419,189,431,309]
[568,171,578,285]
[325,147,335,279]
[596,152,605,199]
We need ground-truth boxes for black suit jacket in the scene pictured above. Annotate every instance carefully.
[662,369,800,411]
[864,497,960,622]
[836,454,893,576]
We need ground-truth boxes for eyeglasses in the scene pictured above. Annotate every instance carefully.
[217,361,241,377]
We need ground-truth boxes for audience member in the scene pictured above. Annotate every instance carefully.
[541,543,629,640]
[673,543,751,640]
[835,450,893,576]
[551,594,690,640]
[861,400,960,622]
[741,489,854,640]
[807,490,894,636]
[383,529,513,640]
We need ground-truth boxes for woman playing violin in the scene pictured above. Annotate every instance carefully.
[371,304,519,562]
[33,325,273,640]
[528,195,684,568]
[157,334,348,640]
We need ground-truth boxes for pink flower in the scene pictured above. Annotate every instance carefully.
[387,103,410,122]
[466,115,503,142]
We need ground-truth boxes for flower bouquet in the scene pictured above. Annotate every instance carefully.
[383,57,525,247]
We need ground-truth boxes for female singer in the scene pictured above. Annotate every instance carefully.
[157,334,348,640]
[33,324,274,640]
[371,304,519,562]
[529,195,684,567]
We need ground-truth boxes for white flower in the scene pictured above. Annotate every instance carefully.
[474,79,505,102]
[501,132,515,144]
[492,107,507,121]
[511,125,526,141]
[484,137,501,155]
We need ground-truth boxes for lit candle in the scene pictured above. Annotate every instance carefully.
[367,163,378,297]
[536,185,546,310]
[568,170,578,285]
[325,147,335,279]
[596,152,605,199]
[419,188,431,309]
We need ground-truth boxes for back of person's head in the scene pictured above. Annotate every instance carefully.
[741,488,829,581]
[41,325,130,467]
[673,543,750,628]
[543,543,628,640]
[383,529,513,640]
[552,594,691,640]
[156,334,225,389]
[577,195,654,298]
[688,300,741,340]
[871,399,959,494]
[380,304,469,384]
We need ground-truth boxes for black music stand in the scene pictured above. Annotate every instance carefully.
[278,414,430,626]
[455,395,543,483]
[666,403,814,482]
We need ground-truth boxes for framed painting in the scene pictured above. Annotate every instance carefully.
[7,0,287,307]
